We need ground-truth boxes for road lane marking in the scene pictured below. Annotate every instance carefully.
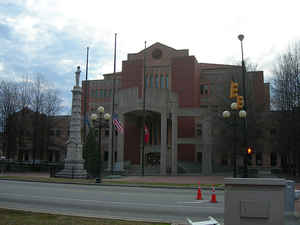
[0,192,222,209]
[179,200,210,203]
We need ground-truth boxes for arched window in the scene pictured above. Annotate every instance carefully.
[149,74,153,88]
[165,74,168,88]
[160,74,164,88]
[155,74,159,88]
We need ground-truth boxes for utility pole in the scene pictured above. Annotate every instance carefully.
[142,41,146,176]
[238,34,248,178]
[111,33,117,175]
[83,47,89,146]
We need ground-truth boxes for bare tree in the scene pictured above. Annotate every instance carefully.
[0,81,20,159]
[271,41,300,176]
[16,75,33,160]
[42,88,63,160]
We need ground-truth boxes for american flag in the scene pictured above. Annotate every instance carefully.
[113,114,124,134]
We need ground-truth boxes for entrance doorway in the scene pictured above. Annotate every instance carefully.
[146,152,160,167]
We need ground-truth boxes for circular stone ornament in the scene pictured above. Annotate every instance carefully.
[152,48,162,59]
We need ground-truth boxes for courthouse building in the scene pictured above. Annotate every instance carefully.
[82,42,271,175]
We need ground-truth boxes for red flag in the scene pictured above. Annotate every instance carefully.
[144,125,149,143]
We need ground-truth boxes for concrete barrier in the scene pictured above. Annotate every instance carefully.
[224,178,286,225]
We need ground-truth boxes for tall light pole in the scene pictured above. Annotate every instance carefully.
[238,34,249,177]
[223,103,247,178]
[91,106,110,183]
[142,41,146,176]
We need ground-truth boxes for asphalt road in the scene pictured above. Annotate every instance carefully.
[0,180,224,224]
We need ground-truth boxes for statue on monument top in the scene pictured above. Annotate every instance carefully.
[75,66,81,87]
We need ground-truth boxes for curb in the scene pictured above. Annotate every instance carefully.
[0,177,224,190]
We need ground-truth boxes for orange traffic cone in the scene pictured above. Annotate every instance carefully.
[210,185,217,203]
[196,182,202,200]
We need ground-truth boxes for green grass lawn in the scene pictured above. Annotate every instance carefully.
[0,208,170,225]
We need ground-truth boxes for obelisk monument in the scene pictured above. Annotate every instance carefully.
[56,66,87,178]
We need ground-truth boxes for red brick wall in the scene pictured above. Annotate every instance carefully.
[81,81,90,115]
[178,116,195,138]
[193,63,200,107]
[264,83,270,111]
[121,59,143,97]
[171,56,196,107]
[124,122,140,164]
[252,71,266,112]
[178,144,195,161]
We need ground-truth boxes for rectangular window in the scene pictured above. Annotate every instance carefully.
[270,128,276,135]
[49,130,55,136]
[200,84,209,95]
[256,152,262,166]
[155,74,159,88]
[145,75,148,88]
[196,124,202,136]
[56,130,61,137]
[160,75,164,88]
[221,153,228,165]
[197,152,202,163]
[271,152,277,166]
[149,74,153,88]
[165,74,168,88]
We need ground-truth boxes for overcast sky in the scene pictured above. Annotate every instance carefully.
[1,0,299,113]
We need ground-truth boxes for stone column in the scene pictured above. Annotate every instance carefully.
[202,144,212,175]
[117,113,125,171]
[171,113,178,175]
[160,112,167,175]
[263,152,270,167]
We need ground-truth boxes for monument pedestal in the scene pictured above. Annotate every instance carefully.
[56,160,87,179]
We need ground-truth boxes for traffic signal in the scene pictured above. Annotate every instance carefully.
[237,95,244,109]
[247,147,252,155]
[230,81,239,98]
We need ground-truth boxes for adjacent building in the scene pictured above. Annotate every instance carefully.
[2,108,69,163]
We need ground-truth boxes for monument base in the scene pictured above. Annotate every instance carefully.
[56,160,87,179]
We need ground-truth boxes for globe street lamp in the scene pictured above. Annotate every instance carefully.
[223,103,247,178]
[91,106,111,183]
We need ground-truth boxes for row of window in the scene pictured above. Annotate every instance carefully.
[145,74,168,88]
[89,82,209,97]
[90,89,113,98]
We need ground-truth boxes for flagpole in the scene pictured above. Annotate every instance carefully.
[142,41,146,176]
[111,33,117,175]
[83,46,89,146]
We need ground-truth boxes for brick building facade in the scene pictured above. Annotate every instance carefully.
[82,42,272,175]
